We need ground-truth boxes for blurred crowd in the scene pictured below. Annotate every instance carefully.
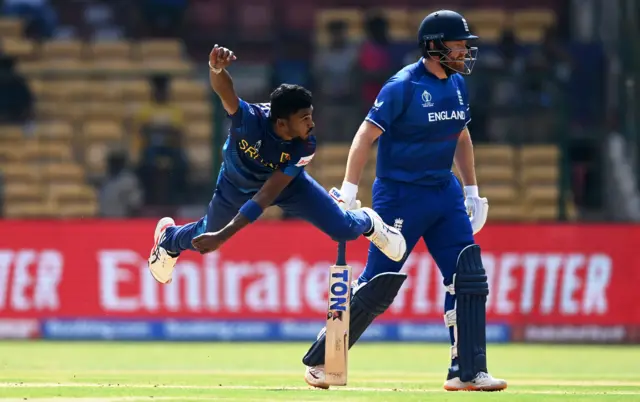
[0,0,608,218]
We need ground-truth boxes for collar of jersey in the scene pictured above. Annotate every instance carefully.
[417,57,449,81]
[266,124,292,144]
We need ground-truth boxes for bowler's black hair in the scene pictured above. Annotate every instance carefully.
[269,84,312,122]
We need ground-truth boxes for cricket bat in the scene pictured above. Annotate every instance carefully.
[324,241,352,386]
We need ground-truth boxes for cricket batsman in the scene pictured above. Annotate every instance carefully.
[147,45,406,285]
[302,10,507,391]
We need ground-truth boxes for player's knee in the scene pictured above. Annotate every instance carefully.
[326,220,361,242]
[454,244,489,296]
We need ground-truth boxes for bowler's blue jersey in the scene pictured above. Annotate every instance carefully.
[366,58,471,186]
[221,99,316,192]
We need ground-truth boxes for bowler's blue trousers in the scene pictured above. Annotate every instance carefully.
[160,170,372,253]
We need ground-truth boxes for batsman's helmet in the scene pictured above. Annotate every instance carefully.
[417,10,478,75]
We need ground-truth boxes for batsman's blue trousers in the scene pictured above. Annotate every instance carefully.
[160,170,372,254]
[359,173,474,285]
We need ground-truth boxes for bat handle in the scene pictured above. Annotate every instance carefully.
[336,241,346,266]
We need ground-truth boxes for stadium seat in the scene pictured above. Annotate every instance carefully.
[474,144,515,165]
[16,60,46,76]
[512,9,556,44]
[87,41,132,61]
[0,125,25,141]
[84,80,124,102]
[512,9,556,28]
[119,79,151,102]
[0,37,34,59]
[476,165,516,185]
[520,165,559,185]
[48,183,96,202]
[463,9,507,43]
[520,145,559,165]
[171,79,208,102]
[0,18,23,38]
[95,59,141,74]
[55,200,99,218]
[0,142,23,164]
[3,201,55,219]
[181,102,212,121]
[35,121,74,142]
[41,40,84,60]
[82,102,126,122]
[21,141,73,162]
[1,164,40,182]
[45,101,87,123]
[482,184,518,203]
[39,80,87,102]
[487,204,523,221]
[2,182,44,203]
[82,120,123,142]
[137,39,184,61]
[524,184,558,205]
[139,59,192,75]
[315,9,364,46]
[513,28,546,44]
[41,162,86,183]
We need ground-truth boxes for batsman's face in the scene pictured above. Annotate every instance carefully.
[287,107,315,140]
[443,40,469,72]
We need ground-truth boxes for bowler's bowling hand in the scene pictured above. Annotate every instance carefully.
[464,185,489,235]
[209,44,236,71]
[192,231,227,254]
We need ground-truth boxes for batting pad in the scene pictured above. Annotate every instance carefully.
[302,272,407,367]
[455,244,489,382]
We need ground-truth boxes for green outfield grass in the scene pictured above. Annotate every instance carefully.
[0,341,639,401]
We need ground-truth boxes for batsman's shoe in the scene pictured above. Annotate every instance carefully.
[444,371,507,392]
[361,207,406,262]
[148,217,178,284]
[304,365,329,389]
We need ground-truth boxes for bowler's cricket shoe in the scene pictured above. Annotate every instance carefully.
[304,365,329,389]
[444,371,508,392]
[360,207,406,262]
[148,217,179,284]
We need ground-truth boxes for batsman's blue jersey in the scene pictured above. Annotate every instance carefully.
[366,58,471,186]
[221,99,316,192]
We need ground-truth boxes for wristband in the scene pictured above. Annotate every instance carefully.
[464,185,479,197]
[239,199,263,222]
[341,181,358,199]
[208,61,222,74]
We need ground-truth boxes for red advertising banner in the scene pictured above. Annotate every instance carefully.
[0,220,638,326]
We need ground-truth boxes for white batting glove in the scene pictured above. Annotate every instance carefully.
[329,181,361,211]
[464,185,489,235]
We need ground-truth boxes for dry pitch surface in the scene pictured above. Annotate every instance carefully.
[0,341,639,401]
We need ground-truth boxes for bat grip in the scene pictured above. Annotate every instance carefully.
[336,241,346,266]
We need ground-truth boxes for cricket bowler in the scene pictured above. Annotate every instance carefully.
[302,10,507,391]
[147,45,406,284]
